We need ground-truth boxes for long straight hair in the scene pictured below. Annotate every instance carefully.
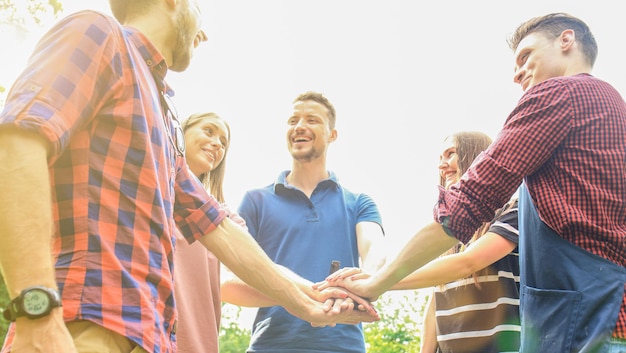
[440,131,504,286]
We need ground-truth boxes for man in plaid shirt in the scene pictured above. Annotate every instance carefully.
[0,1,378,352]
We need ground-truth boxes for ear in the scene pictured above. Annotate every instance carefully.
[164,0,177,10]
[559,29,576,52]
[329,129,338,143]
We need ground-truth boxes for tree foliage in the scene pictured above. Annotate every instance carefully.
[0,0,63,29]
[0,273,8,349]
[364,291,427,353]
[219,304,252,353]
[218,291,429,353]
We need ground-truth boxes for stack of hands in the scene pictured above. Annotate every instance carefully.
[310,267,378,327]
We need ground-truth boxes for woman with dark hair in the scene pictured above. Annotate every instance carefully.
[319,131,520,353]
[416,131,520,353]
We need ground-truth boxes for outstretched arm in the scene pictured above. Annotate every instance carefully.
[323,222,459,300]
[221,262,377,324]
[201,219,379,325]
[392,232,516,290]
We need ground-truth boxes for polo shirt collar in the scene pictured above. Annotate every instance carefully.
[274,170,339,193]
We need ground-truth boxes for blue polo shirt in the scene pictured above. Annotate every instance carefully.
[238,170,383,353]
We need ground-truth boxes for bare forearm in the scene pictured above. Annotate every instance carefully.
[221,275,277,307]
[393,232,516,290]
[199,219,313,316]
[356,221,386,273]
[368,222,458,298]
[0,128,57,296]
[392,251,472,290]
[221,264,310,307]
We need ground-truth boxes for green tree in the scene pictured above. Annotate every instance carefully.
[219,304,251,353]
[217,292,429,353]
[0,272,7,348]
[0,0,63,106]
[0,0,63,29]
[364,290,429,353]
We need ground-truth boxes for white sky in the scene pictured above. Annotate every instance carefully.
[2,0,624,250]
[2,0,625,331]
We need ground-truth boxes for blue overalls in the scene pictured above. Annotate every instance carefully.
[518,184,626,352]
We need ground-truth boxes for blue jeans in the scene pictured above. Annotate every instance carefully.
[609,338,626,353]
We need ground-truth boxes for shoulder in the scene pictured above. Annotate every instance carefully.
[56,10,121,34]
[525,74,612,98]
[241,183,275,200]
[40,10,124,61]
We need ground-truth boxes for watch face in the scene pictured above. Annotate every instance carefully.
[23,289,51,316]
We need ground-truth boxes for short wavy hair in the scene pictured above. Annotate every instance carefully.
[507,12,597,67]
[293,91,336,129]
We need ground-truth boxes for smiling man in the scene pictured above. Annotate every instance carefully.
[221,91,387,353]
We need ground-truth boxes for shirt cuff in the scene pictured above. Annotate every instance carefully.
[440,217,457,238]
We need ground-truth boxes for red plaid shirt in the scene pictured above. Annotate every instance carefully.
[435,73,626,338]
[0,11,225,352]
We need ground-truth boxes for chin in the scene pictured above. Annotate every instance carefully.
[170,55,192,72]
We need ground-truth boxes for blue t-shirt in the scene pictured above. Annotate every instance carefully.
[238,171,383,353]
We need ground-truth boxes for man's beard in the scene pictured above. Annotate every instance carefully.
[291,148,322,163]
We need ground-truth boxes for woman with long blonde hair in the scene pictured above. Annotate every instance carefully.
[173,112,246,353]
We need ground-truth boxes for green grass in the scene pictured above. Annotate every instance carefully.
[0,274,9,348]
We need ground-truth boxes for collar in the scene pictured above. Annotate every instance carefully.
[123,26,174,96]
[273,170,339,193]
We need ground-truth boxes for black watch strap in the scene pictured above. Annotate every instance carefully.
[2,286,62,322]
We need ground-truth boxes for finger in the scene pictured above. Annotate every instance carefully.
[340,297,355,311]
[317,287,349,302]
[349,273,369,280]
[322,298,334,312]
[344,292,377,315]
[331,297,347,314]
[326,267,361,281]
[312,280,331,291]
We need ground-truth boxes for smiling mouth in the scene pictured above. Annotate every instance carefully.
[292,137,311,144]
[443,172,457,180]
[202,149,215,162]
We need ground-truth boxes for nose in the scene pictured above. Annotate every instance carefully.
[194,30,208,48]
[513,66,525,84]
[293,118,307,131]
[209,136,221,148]
[202,134,221,151]
[438,157,449,169]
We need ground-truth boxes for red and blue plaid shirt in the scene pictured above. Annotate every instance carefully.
[0,11,225,352]
[435,73,626,338]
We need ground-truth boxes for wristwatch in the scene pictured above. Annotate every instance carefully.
[2,286,62,322]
